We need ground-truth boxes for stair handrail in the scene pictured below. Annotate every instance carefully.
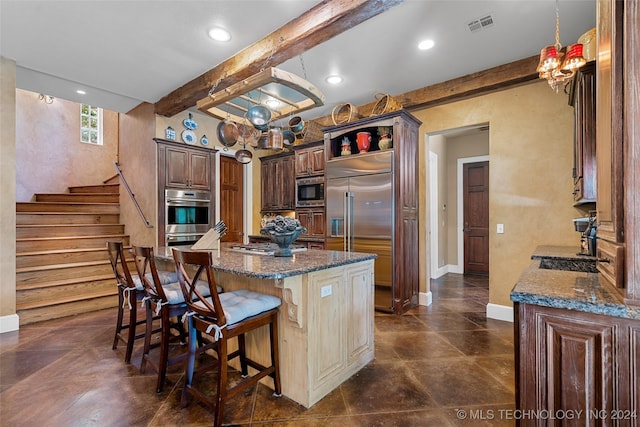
[114,162,153,228]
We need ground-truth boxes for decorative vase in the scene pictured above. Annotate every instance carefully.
[379,135,392,150]
[265,229,306,256]
[356,132,371,153]
[260,215,307,257]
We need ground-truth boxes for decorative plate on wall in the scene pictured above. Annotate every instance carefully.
[181,129,196,145]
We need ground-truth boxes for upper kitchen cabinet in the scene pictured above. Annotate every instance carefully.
[156,138,213,190]
[261,152,295,212]
[294,141,325,177]
[568,61,596,205]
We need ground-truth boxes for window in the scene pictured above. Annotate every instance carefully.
[80,104,103,145]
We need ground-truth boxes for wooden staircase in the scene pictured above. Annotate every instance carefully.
[16,183,129,325]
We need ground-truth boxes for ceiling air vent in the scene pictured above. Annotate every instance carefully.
[467,13,495,33]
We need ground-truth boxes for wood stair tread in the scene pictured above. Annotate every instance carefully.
[17,233,128,242]
[18,201,119,205]
[16,259,111,274]
[16,273,115,291]
[17,247,114,257]
[16,211,119,215]
[17,289,117,311]
[17,223,123,228]
[36,192,118,196]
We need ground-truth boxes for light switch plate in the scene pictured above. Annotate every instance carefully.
[497,224,504,234]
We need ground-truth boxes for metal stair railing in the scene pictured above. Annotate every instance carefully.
[114,162,153,228]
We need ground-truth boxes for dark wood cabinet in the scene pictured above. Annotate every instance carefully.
[294,141,325,177]
[595,0,627,297]
[296,208,325,239]
[158,141,212,190]
[569,61,596,204]
[515,302,637,424]
[155,138,216,246]
[260,152,295,212]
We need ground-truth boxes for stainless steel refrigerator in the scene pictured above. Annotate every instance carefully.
[325,151,394,312]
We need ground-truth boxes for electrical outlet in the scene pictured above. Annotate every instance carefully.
[321,285,332,297]
[497,224,504,234]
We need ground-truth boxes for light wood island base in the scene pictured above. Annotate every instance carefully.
[155,247,376,408]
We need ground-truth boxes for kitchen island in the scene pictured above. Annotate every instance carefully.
[156,245,377,408]
[511,246,640,424]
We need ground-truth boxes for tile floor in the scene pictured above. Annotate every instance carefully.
[0,274,516,426]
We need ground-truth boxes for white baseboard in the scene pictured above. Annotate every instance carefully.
[431,266,448,279]
[419,291,432,306]
[0,314,19,333]
[486,303,513,322]
[431,264,462,279]
[448,264,463,274]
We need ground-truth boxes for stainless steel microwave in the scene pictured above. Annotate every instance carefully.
[296,176,325,207]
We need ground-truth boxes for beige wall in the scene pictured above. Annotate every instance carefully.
[15,89,118,202]
[414,80,584,307]
[445,131,490,265]
[0,56,17,328]
[117,102,158,246]
[427,134,447,270]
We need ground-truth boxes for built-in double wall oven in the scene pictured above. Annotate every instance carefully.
[165,189,211,246]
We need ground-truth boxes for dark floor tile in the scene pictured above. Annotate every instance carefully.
[349,409,453,426]
[253,416,353,426]
[0,348,70,386]
[443,329,514,357]
[379,330,464,361]
[150,368,256,426]
[434,298,487,313]
[474,354,516,394]
[373,313,428,333]
[340,361,438,414]
[34,345,142,380]
[416,312,484,332]
[411,359,514,407]
[0,327,51,353]
[252,382,347,422]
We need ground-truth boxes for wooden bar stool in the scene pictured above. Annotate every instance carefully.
[133,245,219,393]
[172,248,282,427]
[106,241,171,363]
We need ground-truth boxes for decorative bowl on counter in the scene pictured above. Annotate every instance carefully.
[260,216,307,257]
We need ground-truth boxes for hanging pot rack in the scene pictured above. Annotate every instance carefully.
[196,67,325,125]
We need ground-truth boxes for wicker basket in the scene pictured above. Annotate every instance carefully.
[331,103,361,125]
[369,93,403,117]
[294,119,324,145]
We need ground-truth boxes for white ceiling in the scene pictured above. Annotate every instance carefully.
[0,0,596,121]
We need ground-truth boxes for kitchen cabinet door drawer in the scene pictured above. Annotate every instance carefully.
[597,239,624,289]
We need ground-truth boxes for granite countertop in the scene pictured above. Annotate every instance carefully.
[510,245,640,320]
[155,245,377,280]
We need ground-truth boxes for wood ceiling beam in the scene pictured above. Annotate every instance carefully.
[313,55,541,126]
[154,0,404,117]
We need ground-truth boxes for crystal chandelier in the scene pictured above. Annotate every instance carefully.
[536,0,587,92]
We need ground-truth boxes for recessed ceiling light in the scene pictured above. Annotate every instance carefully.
[265,98,280,108]
[76,89,86,95]
[326,75,343,84]
[208,27,231,42]
[418,39,435,50]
